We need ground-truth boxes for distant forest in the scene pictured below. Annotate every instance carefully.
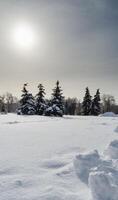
[0,81,118,116]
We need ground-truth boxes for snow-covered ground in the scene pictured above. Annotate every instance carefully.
[0,114,118,200]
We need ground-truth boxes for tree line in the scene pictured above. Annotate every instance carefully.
[0,81,117,116]
[64,90,117,115]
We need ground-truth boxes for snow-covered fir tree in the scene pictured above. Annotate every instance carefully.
[18,83,36,115]
[91,89,101,115]
[45,81,64,117]
[35,84,46,115]
[82,87,92,115]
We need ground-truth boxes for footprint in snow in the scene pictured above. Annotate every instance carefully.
[41,159,67,169]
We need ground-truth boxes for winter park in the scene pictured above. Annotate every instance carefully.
[0,1,118,200]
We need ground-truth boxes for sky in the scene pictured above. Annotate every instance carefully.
[0,0,118,101]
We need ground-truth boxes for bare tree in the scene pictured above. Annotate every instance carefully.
[4,93,18,113]
[64,97,78,115]
[102,94,115,113]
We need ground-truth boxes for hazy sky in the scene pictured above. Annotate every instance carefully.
[0,0,118,101]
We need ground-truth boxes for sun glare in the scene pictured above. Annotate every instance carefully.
[12,24,35,50]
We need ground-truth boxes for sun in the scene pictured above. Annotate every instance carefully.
[13,24,35,49]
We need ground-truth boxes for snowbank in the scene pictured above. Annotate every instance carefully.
[74,150,100,183]
[89,159,118,200]
[105,140,118,159]
[88,144,118,200]
[100,112,116,117]
[89,171,118,200]
[74,140,118,200]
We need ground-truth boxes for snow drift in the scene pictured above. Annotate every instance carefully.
[74,150,100,183]
[105,140,118,159]
[74,139,118,200]
[100,112,116,117]
[89,159,118,200]
[89,171,118,200]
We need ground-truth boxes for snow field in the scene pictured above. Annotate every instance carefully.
[0,114,118,200]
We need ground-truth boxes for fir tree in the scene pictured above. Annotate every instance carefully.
[35,84,46,115]
[51,80,64,110]
[82,87,92,115]
[91,89,101,116]
[18,83,36,115]
[45,81,64,117]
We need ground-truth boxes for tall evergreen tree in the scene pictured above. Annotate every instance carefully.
[91,89,101,115]
[51,80,64,110]
[45,81,64,117]
[18,83,35,115]
[35,83,46,115]
[82,87,92,115]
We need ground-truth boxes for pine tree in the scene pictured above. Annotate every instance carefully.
[35,84,46,115]
[91,89,101,116]
[45,81,64,117]
[18,83,36,115]
[82,87,92,115]
[51,80,64,110]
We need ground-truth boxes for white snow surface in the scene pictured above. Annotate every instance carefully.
[0,114,118,200]
[100,112,117,117]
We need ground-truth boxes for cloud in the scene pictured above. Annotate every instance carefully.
[0,0,117,100]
